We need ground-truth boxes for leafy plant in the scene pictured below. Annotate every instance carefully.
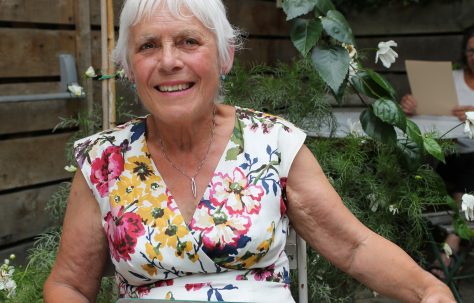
[282,0,446,170]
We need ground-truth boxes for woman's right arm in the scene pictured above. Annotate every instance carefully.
[44,171,109,302]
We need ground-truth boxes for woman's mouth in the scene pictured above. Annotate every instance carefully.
[156,83,194,92]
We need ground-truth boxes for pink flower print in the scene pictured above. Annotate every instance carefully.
[252,264,275,281]
[90,146,124,197]
[279,177,288,216]
[191,207,251,249]
[185,283,209,291]
[104,205,145,262]
[155,279,174,288]
[210,168,264,215]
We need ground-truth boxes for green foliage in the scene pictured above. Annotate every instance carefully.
[282,0,446,169]
[302,136,451,301]
[224,58,337,132]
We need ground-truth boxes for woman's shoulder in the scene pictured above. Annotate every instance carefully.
[74,117,146,147]
[234,106,302,134]
[72,117,147,168]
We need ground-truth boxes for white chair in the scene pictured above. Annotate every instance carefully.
[285,225,308,303]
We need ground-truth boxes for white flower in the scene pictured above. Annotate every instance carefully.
[375,40,398,68]
[116,69,125,79]
[464,111,474,139]
[442,242,453,258]
[389,204,399,215]
[342,43,357,59]
[84,66,97,78]
[64,165,77,173]
[461,193,474,221]
[67,84,84,96]
[0,262,16,298]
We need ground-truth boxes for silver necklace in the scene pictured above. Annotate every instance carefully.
[157,106,216,199]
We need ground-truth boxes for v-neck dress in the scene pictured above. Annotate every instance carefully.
[73,106,306,302]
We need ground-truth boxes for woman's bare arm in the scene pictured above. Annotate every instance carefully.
[286,145,454,302]
[44,171,109,302]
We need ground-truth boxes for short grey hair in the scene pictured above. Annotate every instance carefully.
[114,0,241,78]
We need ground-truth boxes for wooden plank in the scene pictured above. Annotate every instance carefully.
[0,28,75,78]
[0,82,60,96]
[0,0,74,24]
[0,133,74,191]
[0,98,82,135]
[90,0,123,26]
[237,38,298,66]
[356,35,463,72]
[0,241,35,267]
[0,184,58,246]
[225,0,290,36]
[346,1,474,35]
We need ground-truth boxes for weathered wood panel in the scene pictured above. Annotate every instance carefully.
[347,1,474,36]
[0,133,73,191]
[225,0,290,36]
[356,35,463,72]
[0,82,59,96]
[0,0,74,24]
[238,38,297,66]
[0,184,58,246]
[0,98,82,135]
[0,28,76,78]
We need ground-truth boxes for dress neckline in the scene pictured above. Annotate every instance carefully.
[141,106,240,227]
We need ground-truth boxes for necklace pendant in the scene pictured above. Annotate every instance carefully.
[191,177,197,199]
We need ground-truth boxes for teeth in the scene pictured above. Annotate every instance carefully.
[158,83,190,92]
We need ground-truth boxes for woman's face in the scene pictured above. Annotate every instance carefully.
[128,7,227,120]
[466,37,474,73]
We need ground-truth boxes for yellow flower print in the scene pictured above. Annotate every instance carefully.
[165,291,175,300]
[138,192,168,208]
[145,242,163,261]
[110,175,143,207]
[143,175,163,195]
[175,240,194,258]
[154,215,189,249]
[141,263,158,276]
[125,155,153,181]
[137,205,173,227]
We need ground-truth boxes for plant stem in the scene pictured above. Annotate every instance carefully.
[349,81,369,107]
[439,122,464,139]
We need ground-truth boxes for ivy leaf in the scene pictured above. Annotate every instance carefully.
[405,119,423,146]
[366,69,396,100]
[282,0,317,20]
[396,139,422,171]
[321,10,354,45]
[372,98,407,131]
[314,0,335,14]
[360,108,396,144]
[290,18,323,57]
[423,136,445,163]
[351,70,395,100]
[311,44,350,93]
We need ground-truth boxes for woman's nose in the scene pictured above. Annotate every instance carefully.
[158,45,183,72]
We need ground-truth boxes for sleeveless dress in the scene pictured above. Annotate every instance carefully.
[73,106,306,302]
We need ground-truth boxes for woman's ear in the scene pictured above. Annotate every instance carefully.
[221,47,235,74]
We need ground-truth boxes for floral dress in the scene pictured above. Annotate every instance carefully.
[74,107,306,302]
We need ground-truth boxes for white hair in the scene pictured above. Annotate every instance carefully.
[114,0,241,78]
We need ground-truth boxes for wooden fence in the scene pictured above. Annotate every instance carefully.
[0,0,473,263]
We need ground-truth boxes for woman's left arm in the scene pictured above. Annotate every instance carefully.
[285,145,455,303]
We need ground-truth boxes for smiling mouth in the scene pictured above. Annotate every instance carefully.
[156,83,194,92]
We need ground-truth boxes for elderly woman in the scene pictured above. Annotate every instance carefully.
[44,0,455,302]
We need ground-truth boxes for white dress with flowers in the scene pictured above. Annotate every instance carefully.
[74,107,306,303]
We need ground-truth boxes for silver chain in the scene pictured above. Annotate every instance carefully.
[157,106,216,199]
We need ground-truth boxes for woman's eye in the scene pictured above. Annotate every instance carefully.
[182,38,199,47]
[139,42,155,51]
